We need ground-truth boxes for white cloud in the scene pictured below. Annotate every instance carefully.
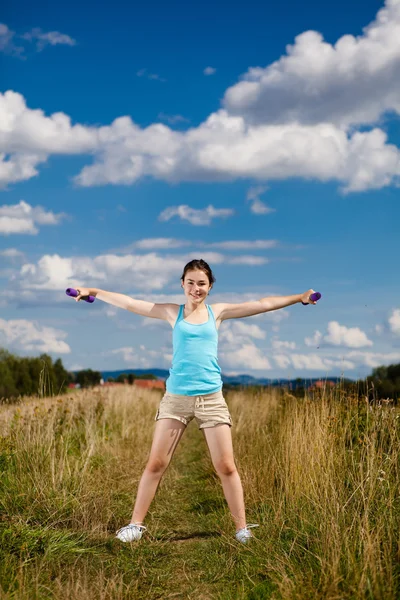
[272,339,296,350]
[0,152,47,186]
[274,354,292,369]
[0,92,97,154]
[250,198,275,215]
[0,318,71,354]
[0,91,97,186]
[218,320,270,370]
[0,200,67,235]
[133,238,190,250]
[209,239,277,249]
[0,23,24,57]
[230,321,267,340]
[305,321,373,348]
[223,0,400,128]
[66,363,85,371]
[3,71,400,191]
[0,23,76,58]
[158,204,235,225]
[21,28,76,51]
[345,350,400,368]
[0,248,24,258]
[137,68,166,82]
[109,345,168,368]
[104,306,119,318]
[324,357,356,370]
[291,353,329,370]
[0,23,14,51]
[325,321,373,348]
[246,185,276,215]
[222,343,272,371]
[72,113,400,193]
[228,255,268,265]
[204,67,216,75]
[120,238,277,252]
[265,309,290,325]
[158,113,190,125]
[388,309,400,335]
[274,352,355,372]
[305,330,323,347]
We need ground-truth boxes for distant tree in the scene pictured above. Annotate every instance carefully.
[53,358,72,393]
[293,378,305,396]
[0,361,18,399]
[134,373,158,380]
[27,357,45,393]
[371,365,388,381]
[75,369,102,388]
[366,362,400,402]
[37,354,58,397]
[116,373,129,383]
[0,348,74,401]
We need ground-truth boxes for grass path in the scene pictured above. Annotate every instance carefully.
[110,421,268,599]
[0,395,272,600]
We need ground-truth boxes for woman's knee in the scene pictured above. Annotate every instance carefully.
[215,460,237,476]
[146,457,169,474]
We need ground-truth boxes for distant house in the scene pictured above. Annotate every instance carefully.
[308,380,336,391]
[134,379,165,390]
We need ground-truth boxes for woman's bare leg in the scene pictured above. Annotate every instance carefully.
[130,418,186,524]
[202,424,247,531]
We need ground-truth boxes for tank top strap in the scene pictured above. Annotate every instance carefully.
[207,304,217,325]
[173,304,184,329]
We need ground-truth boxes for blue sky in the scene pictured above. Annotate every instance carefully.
[1,0,399,380]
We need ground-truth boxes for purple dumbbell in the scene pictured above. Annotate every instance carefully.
[66,288,96,303]
[302,292,321,306]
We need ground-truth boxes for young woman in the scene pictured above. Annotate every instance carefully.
[75,259,318,544]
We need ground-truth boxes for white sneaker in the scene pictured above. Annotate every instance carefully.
[235,524,259,544]
[116,523,147,542]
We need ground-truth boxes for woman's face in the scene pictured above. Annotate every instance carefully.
[181,269,212,303]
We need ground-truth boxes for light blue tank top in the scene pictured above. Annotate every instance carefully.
[166,304,223,396]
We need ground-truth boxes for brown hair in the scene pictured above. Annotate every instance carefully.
[181,259,216,287]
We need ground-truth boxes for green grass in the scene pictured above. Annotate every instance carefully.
[0,386,399,599]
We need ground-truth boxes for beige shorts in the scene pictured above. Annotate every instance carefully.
[154,390,232,430]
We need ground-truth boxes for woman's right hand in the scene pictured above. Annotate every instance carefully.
[75,287,93,301]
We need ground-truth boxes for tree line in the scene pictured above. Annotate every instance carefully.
[0,347,399,403]
[0,348,158,402]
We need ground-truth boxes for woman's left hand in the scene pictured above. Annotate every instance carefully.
[301,289,317,305]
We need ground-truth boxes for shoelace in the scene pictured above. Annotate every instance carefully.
[236,524,259,533]
[116,523,147,535]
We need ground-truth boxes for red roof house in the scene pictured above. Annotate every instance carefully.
[134,379,165,390]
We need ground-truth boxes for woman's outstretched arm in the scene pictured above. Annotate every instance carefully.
[213,289,317,322]
[74,287,176,321]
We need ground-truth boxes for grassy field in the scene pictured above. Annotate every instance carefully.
[0,384,399,599]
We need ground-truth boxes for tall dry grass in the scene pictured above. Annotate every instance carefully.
[229,388,399,598]
[0,386,161,536]
[0,385,399,599]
